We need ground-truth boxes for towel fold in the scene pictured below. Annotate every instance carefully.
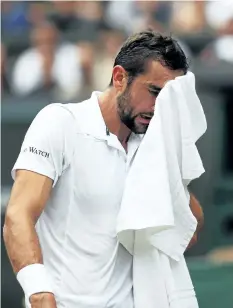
[117,72,207,308]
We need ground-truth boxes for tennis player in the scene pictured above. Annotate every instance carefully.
[4,30,203,308]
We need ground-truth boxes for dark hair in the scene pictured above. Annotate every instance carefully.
[109,30,189,86]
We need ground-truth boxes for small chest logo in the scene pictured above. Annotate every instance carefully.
[23,147,50,158]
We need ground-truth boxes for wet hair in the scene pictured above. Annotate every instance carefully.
[109,30,189,86]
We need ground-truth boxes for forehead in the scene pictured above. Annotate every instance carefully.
[138,60,184,88]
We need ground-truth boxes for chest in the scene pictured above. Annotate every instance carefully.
[71,134,139,216]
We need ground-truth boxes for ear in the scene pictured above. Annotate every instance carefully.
[112,65,127,91]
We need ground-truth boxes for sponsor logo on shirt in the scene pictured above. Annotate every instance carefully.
[23,147,50,158]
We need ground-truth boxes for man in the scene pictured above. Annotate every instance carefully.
[4,30,203,308]
[12,22,84,100]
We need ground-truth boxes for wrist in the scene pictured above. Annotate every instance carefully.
[17,264,54,303]
[30,292,54,304]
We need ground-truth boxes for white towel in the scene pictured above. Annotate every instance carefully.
[117,72,207,308]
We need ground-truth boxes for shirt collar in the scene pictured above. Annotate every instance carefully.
[79,91,108,140]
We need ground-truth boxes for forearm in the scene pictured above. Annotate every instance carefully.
[3,213,57,307]
[4,170,55,306]
[189,193,204,232]
[3,211,43,274]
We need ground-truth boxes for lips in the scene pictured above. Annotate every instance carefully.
[138,115,153,125]
[141,114,153,120]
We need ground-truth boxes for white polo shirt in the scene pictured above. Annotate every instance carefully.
[12,92,143,308]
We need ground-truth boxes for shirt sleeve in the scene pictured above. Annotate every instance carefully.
[12,104,75,187]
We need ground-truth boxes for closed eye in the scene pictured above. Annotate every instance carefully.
[147,84,162,97]
[148,89,160,97]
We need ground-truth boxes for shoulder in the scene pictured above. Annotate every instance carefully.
[35,93,96,129]
[34,100,91,130]
[57,43,78,56]
[14,48,39,66]
[35,103,77,124]
[39,102,75,116]
[26,103,78,140]
[54,98,94,120]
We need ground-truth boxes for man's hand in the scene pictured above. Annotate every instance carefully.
[30,293,57,308]
[187,193,204,250]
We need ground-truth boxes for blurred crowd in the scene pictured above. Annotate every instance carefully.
[1,0,233,102]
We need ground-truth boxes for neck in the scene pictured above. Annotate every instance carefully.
[98,88,131,144]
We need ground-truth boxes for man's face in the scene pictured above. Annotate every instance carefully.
[32,25,57,50]
[116,61,184,134]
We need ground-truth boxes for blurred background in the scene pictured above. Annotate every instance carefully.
[1,1,233,307]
